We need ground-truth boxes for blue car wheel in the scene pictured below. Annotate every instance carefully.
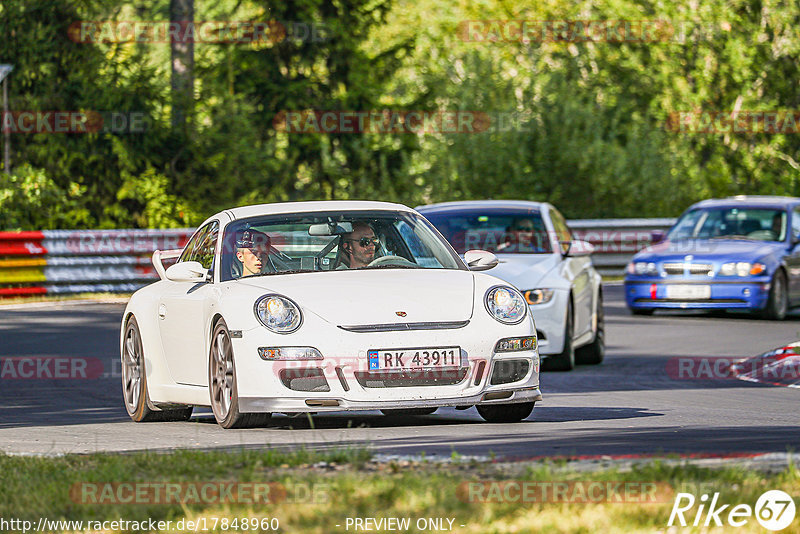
[761,271,788,320]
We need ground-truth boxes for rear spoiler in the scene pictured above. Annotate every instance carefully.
[152,249,183,280]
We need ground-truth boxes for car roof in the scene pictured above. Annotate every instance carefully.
[416,200,548,212]
[690,196,800,210]
[224,200,414,220]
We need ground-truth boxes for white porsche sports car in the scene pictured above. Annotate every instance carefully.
[417,200,604,371]
[120,201,542,428]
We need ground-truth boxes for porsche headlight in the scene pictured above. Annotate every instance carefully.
[485,286,527,324]
[254,294,302,333]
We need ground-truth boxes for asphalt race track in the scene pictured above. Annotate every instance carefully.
[1,285,798,458]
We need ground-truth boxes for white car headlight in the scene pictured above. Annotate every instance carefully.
[485,286,527,324]
[254,294,302,333]
[522,289,554,305]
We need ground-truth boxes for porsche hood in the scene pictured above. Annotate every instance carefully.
[235,269,476,325]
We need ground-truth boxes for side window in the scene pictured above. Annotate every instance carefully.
[792,208,800,241]
[193,222,219,270]
[179,221,219,270]
[549,208,572,254]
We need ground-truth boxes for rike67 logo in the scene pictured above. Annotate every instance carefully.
[669,490,796,531]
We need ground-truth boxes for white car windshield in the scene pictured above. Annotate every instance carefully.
[667,207,786,242]
[220,210,465,281]
[422,209,553,254]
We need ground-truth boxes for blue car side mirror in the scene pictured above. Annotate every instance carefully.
[650,230,666,245]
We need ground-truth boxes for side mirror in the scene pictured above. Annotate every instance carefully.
[165,261,209,283]
[464,249,499,271]
[651,230,666,245]
[565,240,595,257]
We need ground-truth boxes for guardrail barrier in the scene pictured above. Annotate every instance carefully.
[0,229,193,297]
[0,219,674,297]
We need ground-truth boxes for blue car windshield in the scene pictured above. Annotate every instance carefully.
[667,208,786,242]
[422,209,553,254]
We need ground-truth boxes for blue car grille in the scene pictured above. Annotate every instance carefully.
[662,262,714,276]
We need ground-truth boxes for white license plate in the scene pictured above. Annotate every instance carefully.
[666,285,711,300]
[367,347,460,370]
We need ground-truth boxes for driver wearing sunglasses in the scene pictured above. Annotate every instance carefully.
[338,222,379,269]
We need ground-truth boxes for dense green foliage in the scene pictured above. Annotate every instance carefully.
[1,0,798,228]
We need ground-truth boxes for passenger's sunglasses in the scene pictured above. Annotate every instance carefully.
[347,237,380,247]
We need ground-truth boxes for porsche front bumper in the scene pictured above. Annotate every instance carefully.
[231,316,541,413]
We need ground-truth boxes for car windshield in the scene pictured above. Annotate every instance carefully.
[220,210,465,281]
[422,208,553,254]
[667,207,787,242]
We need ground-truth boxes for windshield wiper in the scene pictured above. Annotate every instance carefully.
[709,235,753,241]
[364,264,420,270]
[244,269,312,277]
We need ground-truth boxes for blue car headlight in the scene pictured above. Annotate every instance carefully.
[485,286,527,324]
[627,261,658,276]
[719,262,766,276]
[254,294,302,333]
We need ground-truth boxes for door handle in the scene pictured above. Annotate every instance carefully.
[158,304,166,320]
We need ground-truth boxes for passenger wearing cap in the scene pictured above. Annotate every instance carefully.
[236,229,272,277]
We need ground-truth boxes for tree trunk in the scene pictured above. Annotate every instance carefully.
[170,0,194,134]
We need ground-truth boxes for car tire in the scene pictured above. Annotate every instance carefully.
[209,319,271,429]
[477,402,535,423]
[761,270,788,321]
[380,408,438,416]
[576,293,604,365]
[542,299,575,371]
[121,316,193,422]
[631,308,655,316]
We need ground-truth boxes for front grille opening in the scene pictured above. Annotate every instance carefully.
[355,368,468,388]
[490,360,530,385]
[474,361,487,386]
[662,262,713,276]
[335,366,350,392]
[279,368,330,392]
[536,329,546,340]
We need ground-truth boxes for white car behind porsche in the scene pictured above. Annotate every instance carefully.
[418,200,604,371]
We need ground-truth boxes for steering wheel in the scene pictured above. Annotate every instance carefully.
[367,255,418,268]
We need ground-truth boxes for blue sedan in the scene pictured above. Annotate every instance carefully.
[624,196,800,320]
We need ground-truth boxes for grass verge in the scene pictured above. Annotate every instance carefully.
[0,449,797,533]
